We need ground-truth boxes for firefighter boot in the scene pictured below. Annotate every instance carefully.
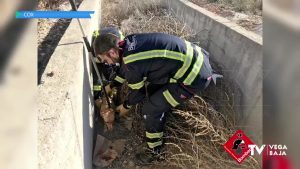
[135,146,162,165]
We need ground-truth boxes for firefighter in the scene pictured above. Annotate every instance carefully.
[91,27,124,101]
[93,32,222,164]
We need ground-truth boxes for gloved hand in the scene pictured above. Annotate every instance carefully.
[104,84,117,97]
[104,84,112,94]
[115,104,130,117]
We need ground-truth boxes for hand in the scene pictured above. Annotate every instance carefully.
[104,84,117,97]
[104,84,112,94]
[115,104,130,117]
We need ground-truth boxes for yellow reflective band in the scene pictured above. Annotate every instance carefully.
[93,30,100,37]
[128,80,145,89]
[119,30,125,40]
[147,141,162,149]
[169,78,177,83]
[173,41,194,80]
[114,75,125,83]
[93,85,102,91]
[163,90,179,107]
[123,50,185,64]
[146,132,163,139]
[183,46,204,85]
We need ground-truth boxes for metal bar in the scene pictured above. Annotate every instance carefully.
[68,0,111,108]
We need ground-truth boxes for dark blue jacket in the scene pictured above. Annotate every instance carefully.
[114,33,213,106]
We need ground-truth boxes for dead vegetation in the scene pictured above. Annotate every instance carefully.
[163,96,259,169]
[101,0,195,39]
[188,0,262,34]
[101,0,260,168]
[190,0,262,15]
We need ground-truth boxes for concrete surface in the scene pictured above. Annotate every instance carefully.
[0,19,37,169]
[38,0,100,169]
[165,0,263,143]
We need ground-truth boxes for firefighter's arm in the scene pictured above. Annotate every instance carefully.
[104,65,126,94]
[111,74,126,86]
[116,64,146,116]
[124,64,146,106]
[104,74,125,97]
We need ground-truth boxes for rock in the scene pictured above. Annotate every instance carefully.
[46,71,54,77]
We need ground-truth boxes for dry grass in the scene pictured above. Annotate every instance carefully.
[190,0,262,14]
[101,0,195,39]
[37,0,66,10]
[102,0,260,168]
[224,0,262,13]
[163,96,259,169]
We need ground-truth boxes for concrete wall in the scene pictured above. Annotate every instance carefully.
[0,19,37,169]
[165,0,263,142]
[38,0,100,169]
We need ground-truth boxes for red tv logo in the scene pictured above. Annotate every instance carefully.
[223,130,254,164]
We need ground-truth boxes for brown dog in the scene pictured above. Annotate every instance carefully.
[100,108,115,131]
[95,98,115,131]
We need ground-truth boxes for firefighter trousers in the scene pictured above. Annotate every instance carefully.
[142,83,194,151]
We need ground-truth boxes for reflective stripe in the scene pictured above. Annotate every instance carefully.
[169,78,177,83]
[114,75,125,83]
[146,132,163,139]
[93,30,99,37]
[119,30,125,40]
[128,80,145,89]
[183,46,204,85]
[147,141,162,148]
[163,90,179,107]
[93,85,102,91]
[124,50,185,64]
[173,41,194,80]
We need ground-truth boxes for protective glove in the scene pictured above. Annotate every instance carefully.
[115,104,130,117]
[104,84,117,96]
[104,84,112,95]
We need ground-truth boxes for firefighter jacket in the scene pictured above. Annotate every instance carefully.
[112,33,214,107]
